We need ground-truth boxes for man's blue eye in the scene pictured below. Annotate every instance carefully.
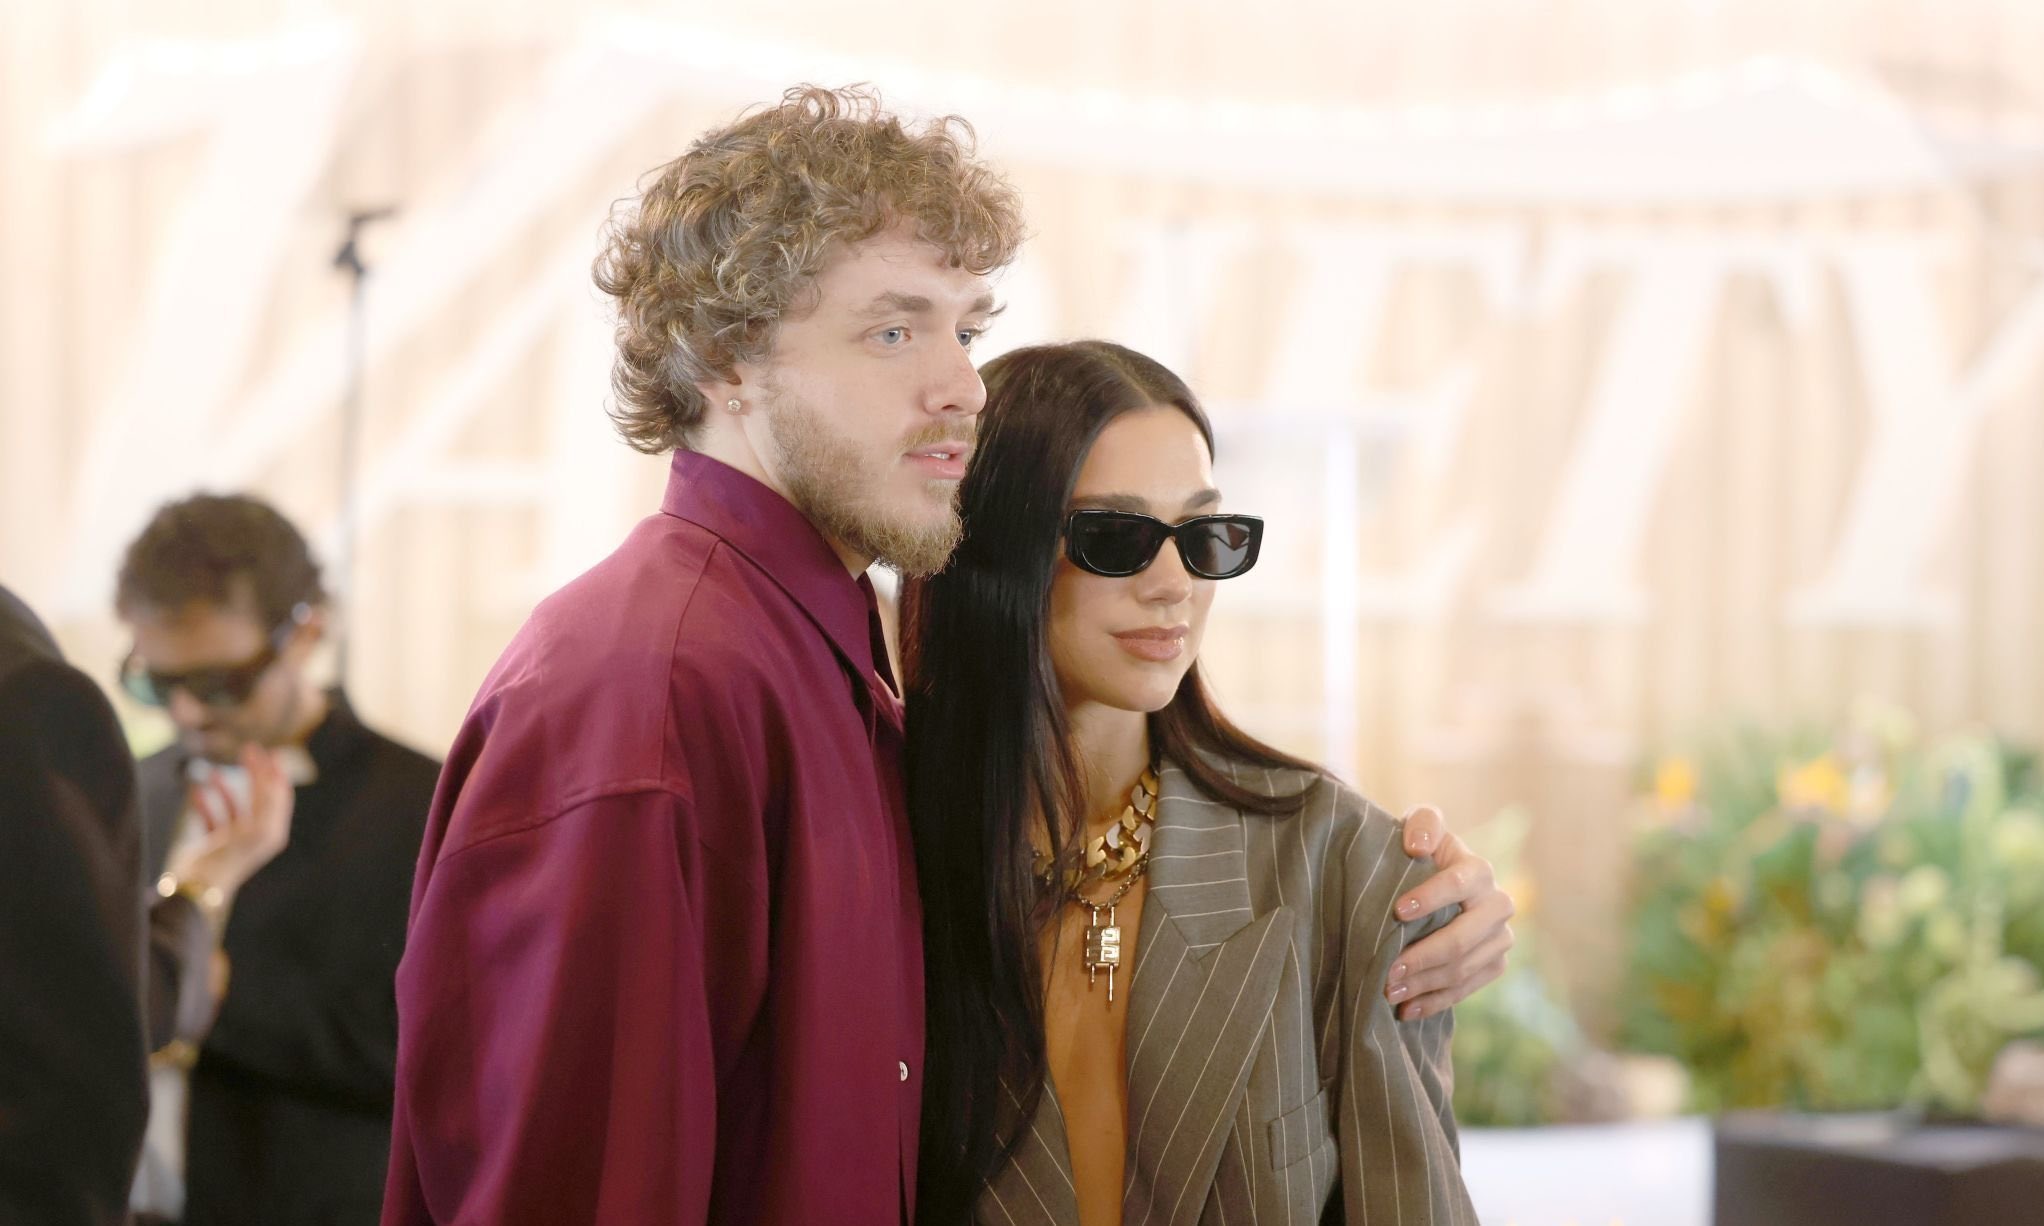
[957,329,981,347]
[878,328,907,345]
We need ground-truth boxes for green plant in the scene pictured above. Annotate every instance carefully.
[1448,807,1588,1126]
[1620,712,2044,1114]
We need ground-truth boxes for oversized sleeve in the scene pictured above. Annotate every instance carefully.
[383,783,753,1226]
[1327,795,1479,1225]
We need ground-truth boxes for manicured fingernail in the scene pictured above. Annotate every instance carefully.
[1403,1003,1423,1021]
[1411,831,1433,852]
[1397,898,1420,917]
[1387,983,1412,1003]
[1388,961,1408,982]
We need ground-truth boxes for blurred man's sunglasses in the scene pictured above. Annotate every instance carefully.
[119,603,310,709]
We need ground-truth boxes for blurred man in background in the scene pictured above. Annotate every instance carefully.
[0,584,148,1226]
[116,494,439,1226]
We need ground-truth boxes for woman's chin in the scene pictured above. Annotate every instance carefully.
[1099,674,1187,716]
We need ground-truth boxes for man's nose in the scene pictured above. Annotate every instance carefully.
[166,687,211,729]
[928,340,987,419]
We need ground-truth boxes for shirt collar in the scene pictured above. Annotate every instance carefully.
[659,449,886,686]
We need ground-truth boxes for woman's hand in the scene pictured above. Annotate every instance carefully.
[1383,805,1515,1022]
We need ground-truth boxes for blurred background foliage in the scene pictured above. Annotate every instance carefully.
[1621,709,2044,1115]
[1453,707,2044,1126]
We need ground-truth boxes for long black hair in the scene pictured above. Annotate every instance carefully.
[903,340,1318,1222]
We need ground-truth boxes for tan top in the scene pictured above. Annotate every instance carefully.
[1040,870,1149,1226]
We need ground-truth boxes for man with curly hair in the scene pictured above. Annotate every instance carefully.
[383,86,1022,1225]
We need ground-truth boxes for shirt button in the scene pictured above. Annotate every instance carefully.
[898,1061,910,1083]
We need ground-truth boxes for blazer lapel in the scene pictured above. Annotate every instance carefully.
[980,1075,1081,1225]
[1121,764,1293,1226]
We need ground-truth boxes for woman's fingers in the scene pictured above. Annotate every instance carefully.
[1399,946,1510,1022]
[1390,922,1516,1014]
[1399,805,1445,858]
[1386,882,1517,1016]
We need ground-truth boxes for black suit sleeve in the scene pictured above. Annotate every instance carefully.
[197,931,402,1109]
[0,657,149,1226]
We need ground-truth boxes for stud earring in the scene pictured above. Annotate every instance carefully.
[726,398,743,414]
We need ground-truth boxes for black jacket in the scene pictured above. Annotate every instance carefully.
[0,585,148,1226]
[139,692,438,1226]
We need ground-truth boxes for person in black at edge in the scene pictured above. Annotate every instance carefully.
[116,494,439,1226]
[0,584,149,1226]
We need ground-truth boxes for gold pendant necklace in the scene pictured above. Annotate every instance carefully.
[1036,764,1160,1007]
[1078,859,1148,1004]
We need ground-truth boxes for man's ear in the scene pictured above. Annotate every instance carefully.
[698,369,753,418]
[285,606,327,658]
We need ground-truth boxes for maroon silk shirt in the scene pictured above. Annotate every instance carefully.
[382,450,922,1225]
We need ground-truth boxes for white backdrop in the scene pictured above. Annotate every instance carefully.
[5,0,2044,1041]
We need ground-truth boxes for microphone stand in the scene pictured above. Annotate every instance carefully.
[330,206,396,689]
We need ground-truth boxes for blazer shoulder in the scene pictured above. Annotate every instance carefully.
[1215,756,1403,853]
[1231,765,1419,938]
[1314,773,1406,850]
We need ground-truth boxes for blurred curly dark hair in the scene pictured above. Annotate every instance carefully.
[592,83,1026,453]
[115,493,325,627]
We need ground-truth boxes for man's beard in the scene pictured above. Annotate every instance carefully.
[760,380,966,577]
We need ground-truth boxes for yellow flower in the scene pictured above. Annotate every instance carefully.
[1702,876,1741,924]
[1778,754,1850,814]
[1654,757,1699,812]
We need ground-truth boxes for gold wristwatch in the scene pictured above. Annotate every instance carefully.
[156,871,228,933]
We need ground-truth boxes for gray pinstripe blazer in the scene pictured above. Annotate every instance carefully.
[977,757,1477,1226]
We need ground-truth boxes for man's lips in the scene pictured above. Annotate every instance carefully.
[905,442,973,480]
[1113,625,1189,662]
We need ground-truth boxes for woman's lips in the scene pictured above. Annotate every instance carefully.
[1113,625,1188,662]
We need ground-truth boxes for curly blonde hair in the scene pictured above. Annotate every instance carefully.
[592,84,1026,453]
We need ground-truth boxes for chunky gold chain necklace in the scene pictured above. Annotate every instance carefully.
[1034,764,1160,893]
[1034,764,1160,1005]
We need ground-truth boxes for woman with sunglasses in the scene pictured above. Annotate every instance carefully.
[904,341,1478,1224]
